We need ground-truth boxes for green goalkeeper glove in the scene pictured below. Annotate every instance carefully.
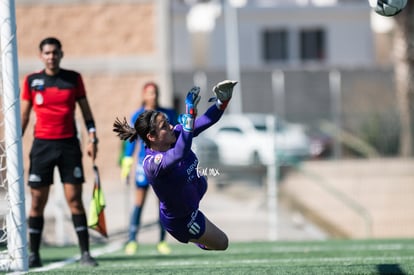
[120,156,133,180]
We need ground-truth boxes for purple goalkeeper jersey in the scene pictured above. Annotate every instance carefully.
[143,104,223,218]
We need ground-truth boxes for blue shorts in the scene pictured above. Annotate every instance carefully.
[160,209,206,243]
[134,163,148,188]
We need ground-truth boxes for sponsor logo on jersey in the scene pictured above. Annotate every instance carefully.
[35,93,44,105]
[31,79,45,91]
[186,159,198,176]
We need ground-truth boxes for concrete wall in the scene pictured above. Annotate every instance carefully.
[281,159,414,238]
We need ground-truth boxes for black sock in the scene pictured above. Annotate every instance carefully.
[72,214,89,254]
[28,216,44,255]
[159,220,166,242]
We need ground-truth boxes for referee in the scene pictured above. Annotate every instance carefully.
[21,37,98,268]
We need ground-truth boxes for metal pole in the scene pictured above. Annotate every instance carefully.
[266,115,278,241]
[267,70,285,241]
[156,0,173,108]
[224,0,242,114]
[329,70,342,159]
[193,71,207,93]
[272,70,285,119]
[0,0,28,270]
[193,71,208,111]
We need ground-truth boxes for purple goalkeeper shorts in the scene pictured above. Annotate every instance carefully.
[160,209,206,243]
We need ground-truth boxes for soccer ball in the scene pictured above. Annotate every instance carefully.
[368,0,407,17]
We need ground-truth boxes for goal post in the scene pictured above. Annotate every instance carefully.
[0,0,29,272]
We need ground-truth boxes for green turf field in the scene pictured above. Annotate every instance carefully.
[26,238,414,274]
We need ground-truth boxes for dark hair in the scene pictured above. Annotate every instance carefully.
[143,81,159,95]
[113,110,159,147]
[141,81,159,107]
[39,37,62,52]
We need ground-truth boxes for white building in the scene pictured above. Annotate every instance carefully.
[172,0,376,71]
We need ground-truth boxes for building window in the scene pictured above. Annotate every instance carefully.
[263,29,288,62]
[300,28,325,61]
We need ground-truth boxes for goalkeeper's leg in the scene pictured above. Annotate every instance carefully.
[190,215,228,251]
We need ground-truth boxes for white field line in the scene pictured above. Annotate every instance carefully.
[140,255,414,267]
[8,241,124,274]
[231,243,414,253]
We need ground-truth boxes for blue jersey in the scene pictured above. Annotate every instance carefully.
[123,106,177,186]
[143,104,223,218]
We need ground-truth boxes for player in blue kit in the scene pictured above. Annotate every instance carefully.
[113,80,237,250]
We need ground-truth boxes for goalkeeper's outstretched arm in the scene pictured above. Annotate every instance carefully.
[193,80,238,136]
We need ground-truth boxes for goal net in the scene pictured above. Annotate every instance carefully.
[0,0,28,272]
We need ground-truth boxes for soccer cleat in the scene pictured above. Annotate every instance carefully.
[125,241,138,255]
[29,253,42,268]
[195,243,210,250]
[157,241,171,255]
[79,251,98,267]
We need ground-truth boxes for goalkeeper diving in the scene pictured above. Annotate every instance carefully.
[113,80,237,250]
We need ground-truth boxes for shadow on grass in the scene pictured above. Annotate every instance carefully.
[377,264,407,275]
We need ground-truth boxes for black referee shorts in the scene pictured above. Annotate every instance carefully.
[28,137,85,187]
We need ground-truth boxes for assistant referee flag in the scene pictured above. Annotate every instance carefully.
[88,165,108,238]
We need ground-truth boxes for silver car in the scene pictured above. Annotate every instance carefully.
[202,113,311,166]
[192,135,220,167]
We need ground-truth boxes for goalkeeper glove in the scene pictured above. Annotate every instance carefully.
[120,156,133,180]
[209,80,238,110]
[178,114,194,132]
[178,86,201,132]
[185,86,201,117]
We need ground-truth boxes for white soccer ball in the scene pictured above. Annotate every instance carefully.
[368,0,407,17]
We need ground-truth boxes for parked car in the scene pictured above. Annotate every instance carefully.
[201,113,311,166]
[192,135,220,167]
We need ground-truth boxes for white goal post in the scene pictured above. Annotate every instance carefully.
[0,0,29,272]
